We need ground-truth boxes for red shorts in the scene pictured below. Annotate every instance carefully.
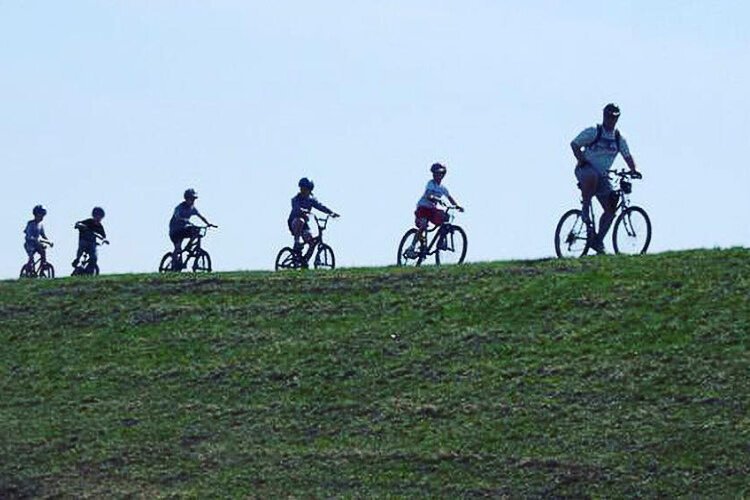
[414,206,446,227]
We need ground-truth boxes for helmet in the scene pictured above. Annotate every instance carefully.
[184,188,198,200]
[603,103,621,117]
[32,204,47,216]
[430,163,447,175]
[92,206,105,218]
[298,177,314,191]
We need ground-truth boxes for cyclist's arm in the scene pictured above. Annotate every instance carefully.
[570,141,587,165]
[624,154,637,173]
[311,199,333,215]
[447,195,462,209]
[197,214,214,227]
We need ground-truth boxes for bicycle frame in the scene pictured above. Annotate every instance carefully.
[418,207,459,257]
[297,213,331,262]
[581,171,634,234]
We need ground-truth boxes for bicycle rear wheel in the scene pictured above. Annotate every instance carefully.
[39,262,55,279]
[19,264,33,278]
[613,206,651,255]
[435,225,467,265]
[275,247,303,270]
[159,252,176,273]
[192,250,212,272]
[397,229,426,267]
[314,244,336,270]
[554,209,590,258]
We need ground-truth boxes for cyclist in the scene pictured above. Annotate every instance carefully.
[23,205,53,269]
[288,178,339,252]
[72,207,107,273]
[407,163,464,256]
[169,189,216,268]
[571,103,641,254]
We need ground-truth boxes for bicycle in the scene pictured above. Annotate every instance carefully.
[159,225,214,273]
[71,237,109,276]
[554,169,651,258]
[275,213,337,270]
[19,241,55,279]
[397,205,467,266]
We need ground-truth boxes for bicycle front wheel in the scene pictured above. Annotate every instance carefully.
[159,252,175,273]
[613,206,651,255]
[275,247,302,270]
[397,229,426,267]
[39,262,55,279]
[554,209,590,258]
[435,225,467,265]
[192,250,212,272]
[314,244,336,270]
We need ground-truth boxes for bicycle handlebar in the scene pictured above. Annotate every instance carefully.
[609,169,643,180]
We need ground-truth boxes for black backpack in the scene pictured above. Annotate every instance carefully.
[587,124,622,152]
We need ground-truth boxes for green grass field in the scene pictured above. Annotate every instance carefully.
[1,249,749,497]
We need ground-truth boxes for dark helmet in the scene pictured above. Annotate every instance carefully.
[298,177,314,191]
[430,162,447,175]
[32,204,47,217]
[603,103,621,117]
[92,206,105,218]
[184,188,198,200]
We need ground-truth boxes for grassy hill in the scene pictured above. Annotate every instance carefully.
[1,249,749,497]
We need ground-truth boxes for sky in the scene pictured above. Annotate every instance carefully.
[1,1,748,278]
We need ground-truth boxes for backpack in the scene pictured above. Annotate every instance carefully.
[587,124,621,152]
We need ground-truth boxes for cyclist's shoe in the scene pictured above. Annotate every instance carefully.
[404,248,418,259]
[591,239,606,255]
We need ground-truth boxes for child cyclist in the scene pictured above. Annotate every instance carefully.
[408,163,464,254]
[169,188,217,268]
[288,177,339,252]
[72,207,108,273]
[24,205,53,269]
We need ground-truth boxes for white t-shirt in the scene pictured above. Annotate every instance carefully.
[573,125,631,175]
[417,180,450,208]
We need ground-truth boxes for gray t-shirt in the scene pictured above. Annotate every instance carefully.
[169,202,201,233]
[24,220,47,243]
[573,125,631,175]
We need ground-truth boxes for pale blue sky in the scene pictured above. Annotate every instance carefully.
[1,1,748,278]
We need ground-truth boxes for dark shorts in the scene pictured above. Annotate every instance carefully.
[24,241,44,258]
[170,226,200,245]
[288,217,310,236]
[575,164,614,198]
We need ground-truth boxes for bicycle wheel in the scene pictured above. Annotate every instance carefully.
[613,206,651,255]
[435,225,467,265]
[19,264,33,278]
[397,229,426,267]
[39,262,55,279]
[554,209,590,258]
[159,252,175,273]
[314,244,336,270]
[275,247,303,270]
[192,249,212,272]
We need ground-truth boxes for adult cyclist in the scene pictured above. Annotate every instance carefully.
[571,103,641,254]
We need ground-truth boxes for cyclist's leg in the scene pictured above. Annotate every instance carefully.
[413,209,430,248]
[595,190,618,247]
[84,243,98,273]
[24,243,36,268]
[575,165,598,225]
[73,244,85,267]
[289,218,308,252]
[170,231,184,268]
[37,243,47,265]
